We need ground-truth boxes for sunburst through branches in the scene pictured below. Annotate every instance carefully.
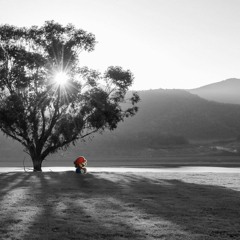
[54,71,69,86]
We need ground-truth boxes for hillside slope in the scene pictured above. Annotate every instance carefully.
[116,89,240,139]
[189,78,240,104]
[1,89,240,160]
[77,89,240,155]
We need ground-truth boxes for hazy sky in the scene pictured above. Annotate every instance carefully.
[0,0,240,90]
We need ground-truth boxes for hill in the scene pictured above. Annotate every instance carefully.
[1,89,240,161]
[189,78,240,104]
[76,89,240,156]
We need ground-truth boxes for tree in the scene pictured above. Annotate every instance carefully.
[0,21,139,171]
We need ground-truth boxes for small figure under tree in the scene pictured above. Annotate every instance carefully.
[0,21,139,171]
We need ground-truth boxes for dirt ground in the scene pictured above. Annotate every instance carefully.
[0,171,240,240]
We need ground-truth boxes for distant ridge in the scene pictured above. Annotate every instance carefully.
[74,88,240,156]
[189,78,240,104]
[1,87,240,161]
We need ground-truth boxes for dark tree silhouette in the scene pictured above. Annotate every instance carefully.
[0,21,139,171]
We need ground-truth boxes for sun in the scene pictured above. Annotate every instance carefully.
[54,71,68,85]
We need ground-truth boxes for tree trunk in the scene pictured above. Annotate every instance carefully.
[32,158,43,172]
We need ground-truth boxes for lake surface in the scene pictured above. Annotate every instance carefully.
[1,166,240,173]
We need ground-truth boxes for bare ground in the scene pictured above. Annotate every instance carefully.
[0,171,240,240]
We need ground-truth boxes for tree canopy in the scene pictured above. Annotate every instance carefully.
[0,21,139,171]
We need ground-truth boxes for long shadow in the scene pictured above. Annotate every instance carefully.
[0,172,32,197]
[0,172,240,239]
[0,172,33,237]
[123,174,240,239]
[22,172,145,239]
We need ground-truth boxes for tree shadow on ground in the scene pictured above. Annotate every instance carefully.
[0,172,240,240]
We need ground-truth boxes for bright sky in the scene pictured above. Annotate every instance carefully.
[1,0,240,90]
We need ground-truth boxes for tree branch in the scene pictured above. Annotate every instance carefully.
[39,88,60,145]
[0,128,27,147]
[41,128,99,160]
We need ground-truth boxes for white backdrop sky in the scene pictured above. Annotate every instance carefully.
[0,0,240,90]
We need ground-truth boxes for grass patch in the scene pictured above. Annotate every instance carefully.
[0,171,240,239]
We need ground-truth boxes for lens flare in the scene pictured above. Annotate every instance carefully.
[54,71,68,85]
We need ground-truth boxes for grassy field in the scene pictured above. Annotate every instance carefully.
[0,170,240,239]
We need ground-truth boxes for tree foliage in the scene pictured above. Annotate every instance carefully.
[0,21,139,171]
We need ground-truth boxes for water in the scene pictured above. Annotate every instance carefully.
[1,166,240,173]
